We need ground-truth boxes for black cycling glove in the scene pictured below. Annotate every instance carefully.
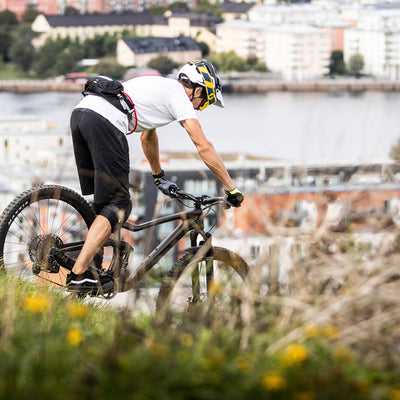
[153,170,177,195]
[225,187,244,207]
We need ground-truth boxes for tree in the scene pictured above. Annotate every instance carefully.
[169,1,189,11]
[247,56,268,72]
[329,50,346,76]
[0,10,18,26]
[148,5,168,16]
[197,41,209,58]
[147,55,179,76]
[90,58,126,79]
[9,25,36,71]
[0,26,14,62]
[348,53,364,77]
[33,36,71,77]
[64,6,80,15]
[211,51,247,73]
[54,49,79,75]
[0,10,18,62]
[194,0,222,17]
[22,5,40,23]
[83,34,118,59]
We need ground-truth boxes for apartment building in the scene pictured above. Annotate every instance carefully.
[343,8,400,79]
[0,0,58,19]
[248,4,340,26]
[216,20,331,80]
[0,0,199,17]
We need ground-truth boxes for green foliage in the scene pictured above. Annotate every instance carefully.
[169,1,189,11]
[211,51,247,73]
[32,36,79,77]
[197,41,210,57]
[0,274,399,400]
[0,9,18,25]
[0,63,35,79]
[348,53,365,77]
[90,57,126,79]
[0,26,14,62]
[82,33,118,59]
[147,5,168,16]
[22,5,40,24]
[147,55,179,76]
[64,6,80,15]
[194,0,222,17]
[30,33,118,77]
[9,25,36,72]
[329,50,346,76]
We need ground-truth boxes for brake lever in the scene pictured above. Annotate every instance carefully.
[168,185,179,198]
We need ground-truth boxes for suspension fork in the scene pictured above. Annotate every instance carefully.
[189,229,214,302]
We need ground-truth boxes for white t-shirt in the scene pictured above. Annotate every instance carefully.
[74,76,198,134]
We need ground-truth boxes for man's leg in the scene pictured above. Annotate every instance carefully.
[68,109,131,291]
[72,215,112,275]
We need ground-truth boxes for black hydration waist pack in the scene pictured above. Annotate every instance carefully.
[82,75,137,134]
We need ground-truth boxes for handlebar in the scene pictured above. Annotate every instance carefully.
[168,186,229,208]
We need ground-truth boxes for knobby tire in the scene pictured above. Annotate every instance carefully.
[0,185,95,286]
[156,246,249,315]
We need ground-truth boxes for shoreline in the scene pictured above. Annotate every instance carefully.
[1,78,400,93]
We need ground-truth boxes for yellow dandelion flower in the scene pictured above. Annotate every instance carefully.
[294,391,316,400]
[66,328,84,346]
[199,357,213,370]
[146,340,169,358]
[209,281,222,295]
[208,348,225,366]
[281,344,308,367]
[389,389,400,400]
[192,372,205,385]
[261,371,287,391]
[304,324,319,338]
[321,324,341,340]
[332,346,353,363]
[234,356,253,374]
[179,333,194,347]
[66,303,90,319]
[21,292,51,314]
[351,380,370,394]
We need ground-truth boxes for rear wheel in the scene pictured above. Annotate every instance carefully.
[156,246,249,317]
[0,185,95,287]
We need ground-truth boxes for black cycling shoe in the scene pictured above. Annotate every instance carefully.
[66,270,114,294]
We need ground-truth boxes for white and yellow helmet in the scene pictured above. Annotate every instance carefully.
[177,59,224,111]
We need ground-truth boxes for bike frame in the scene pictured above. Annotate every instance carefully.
[55,203,214,291]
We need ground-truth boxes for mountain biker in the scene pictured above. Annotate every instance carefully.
[67,59,244,293]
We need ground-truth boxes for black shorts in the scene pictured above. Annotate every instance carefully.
[70,108,130,205]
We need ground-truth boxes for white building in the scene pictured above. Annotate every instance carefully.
[217,20,331,80]
[0,116,78,196]
[343,8,400,79]
[248,4,340,27]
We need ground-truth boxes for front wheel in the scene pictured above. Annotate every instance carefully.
[0,185,95,287]
[156,247,249,317]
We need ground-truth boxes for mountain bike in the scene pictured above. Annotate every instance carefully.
[0,184,249,313]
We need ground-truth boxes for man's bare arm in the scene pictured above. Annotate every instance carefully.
[180,118,235,191]
[140,129,163,176]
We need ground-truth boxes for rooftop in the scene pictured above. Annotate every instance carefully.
[122,36,200,54]
[44,11,155,27]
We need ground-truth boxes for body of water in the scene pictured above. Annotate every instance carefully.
[1,90,399,164]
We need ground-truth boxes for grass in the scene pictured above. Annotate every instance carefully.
[1,232,400,400]
[0,63,36,80]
